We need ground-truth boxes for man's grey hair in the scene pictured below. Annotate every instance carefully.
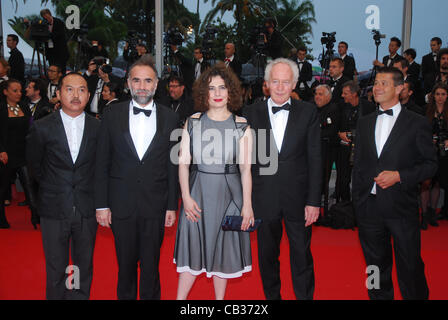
[315,84,332,97]
[264,58,299,83]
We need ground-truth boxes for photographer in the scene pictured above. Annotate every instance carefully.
[263,18,283,59]
[421,83,448,228]
[6,34,25,84]
[46,64,63,107]
[329,58,351,105]
[373,37,403,68]
[39,9,69,73]
[338,41,356,80]
[84,58,121,117]
[338,81,376,201]
[169,45,195,94]
[123,40,147,66]
[314,85,340,205]
[294,47,313,102]
[400,80,425,115]
[423,48,448,98]
[88,40,109,61]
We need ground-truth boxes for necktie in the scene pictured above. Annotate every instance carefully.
[377,109,393,116]
[133,106,152,117]
[272,103,291,114]
[225,58,230,62]
[30,102,36,113]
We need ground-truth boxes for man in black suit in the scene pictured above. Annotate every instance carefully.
[193,47,210,81]
[338,41,356,80]
[294,47,313,102]
[314,85,340,205]
[337,81,376,202]
[169,45,195,95]
[40,9,69,73]
[423,48,448,97]
[84,59,121,117]
[421,37,442,84]
[6,34,25,84]
[24,78,53,121]
[329,58,351,105]
[263,18,283,59]
[352,67,437,300]
[224,42,242,79]
[94,56,179,300]
[243,58,322,300]
[373,37,403,69]
[155,75,194,128]
[46,64,63,107]
[26,72,100,299]
[400,80,425,116]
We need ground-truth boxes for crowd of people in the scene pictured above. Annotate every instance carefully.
[0,8,447,301]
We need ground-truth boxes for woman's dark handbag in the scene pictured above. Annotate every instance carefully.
[221,216,262,232]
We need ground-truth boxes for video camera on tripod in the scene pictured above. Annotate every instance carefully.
[201,25,218,61]
[25,18,51,42]
[250,25,267,53]
[372,29,386,45]
[319,31,337,72]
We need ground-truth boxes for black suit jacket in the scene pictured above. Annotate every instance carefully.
[25,97,53,121]
[84,72,122,115]
[156,94,194,128]
[295,60,313,88]
[342,55,356,80]
[352,108,437,219]
[330,76,351,105]
[227,57,242,79]
[8,48,25,83]
[339,99,377,132]
[242,99,322,220]
[382,54,403,67]
[318,102,340,145]
[266,30,283,59]
[26,111,100,219]
[94,101,179,219]
[407,62,421,84]
[421,52,439,79]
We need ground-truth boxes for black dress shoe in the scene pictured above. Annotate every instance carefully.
[421,214,428,230]
[18,201,28,207]
[427,208,439,227]
[0,221,10,229]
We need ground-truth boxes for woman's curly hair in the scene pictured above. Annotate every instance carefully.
[192,62,242,112]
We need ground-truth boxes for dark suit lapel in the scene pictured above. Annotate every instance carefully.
[120,103,140,160]
[74,114,90,167]
[141,103,164,161]
[366,114,379,159]
[379,110,408,159]
[54,111,75,166]
[280,101,303,156]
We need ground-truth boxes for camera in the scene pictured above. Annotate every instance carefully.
[164,27,184,46]
[27,18,51,42]
[250,26,267,51]
[201,25,218,60]
[321,32,336,47]
[372,30,386,44]
[92,57,112,74]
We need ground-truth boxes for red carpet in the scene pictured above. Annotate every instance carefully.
[1,191,447,300]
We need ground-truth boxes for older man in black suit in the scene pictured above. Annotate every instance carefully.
[352,67,437,300]
[243,58,322,300]
[94,56,179,300]
[27,73,100,299]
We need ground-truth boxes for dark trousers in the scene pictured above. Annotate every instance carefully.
[40,209,97,300]
[0,164,38,225]
[357,195,429,300]
[321,142,339,197]
[336,145,353,201]
[257,212,314,300]
[111,213,165,300]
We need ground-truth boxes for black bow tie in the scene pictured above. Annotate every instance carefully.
[133,106,152,117]
[377,109,393,116]
[272,103,291,114]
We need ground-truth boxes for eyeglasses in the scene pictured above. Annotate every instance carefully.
[48,69,58,73]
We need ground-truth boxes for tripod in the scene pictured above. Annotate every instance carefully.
[319,45,335,84]
[367,38,382,87]
[30,41,48,79]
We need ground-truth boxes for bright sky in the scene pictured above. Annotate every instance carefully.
[2,0,447,72]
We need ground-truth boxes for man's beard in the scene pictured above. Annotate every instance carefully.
[130,88,155,105]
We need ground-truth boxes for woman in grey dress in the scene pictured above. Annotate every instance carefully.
[174,64,254,300]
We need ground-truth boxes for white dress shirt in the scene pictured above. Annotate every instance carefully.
[195,58,204,79]
[60,109,85,163]
[129,100,157,160]
[371,102,402,194]
[90,79,104,114]
[268,97,291,153]
[225,55,234,67]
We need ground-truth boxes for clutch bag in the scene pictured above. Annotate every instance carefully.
[221,215,262,232]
